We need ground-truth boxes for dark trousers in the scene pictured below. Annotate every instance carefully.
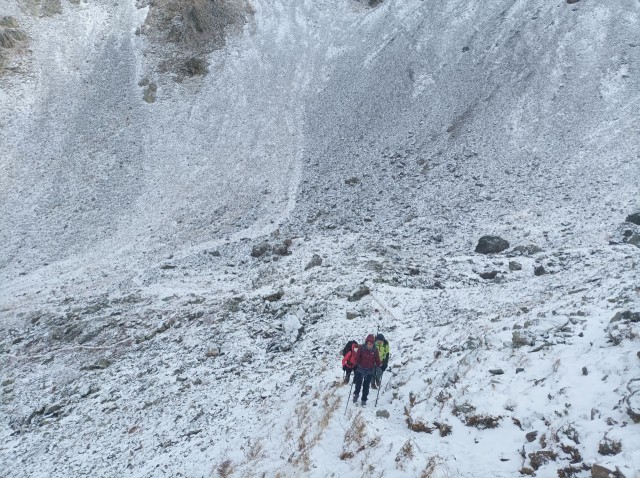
[343,366,354,383]
[353,368,373,402]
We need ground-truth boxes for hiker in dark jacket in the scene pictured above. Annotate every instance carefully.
[352,334,381,406]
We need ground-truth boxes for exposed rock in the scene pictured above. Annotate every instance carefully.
[143,82,157,103]
[272,239,292,256]
[0,29,27,49]
[625,212,640,225]
[44,404,63,417]
[206,347,220,358]
[533,265,546,276]
[142,0,251,78]
[348,285,370,302]
[479,271,498,280]
[591,464,616,478]
[489,369,504,375]
[509,261,522,271]
[376,409,390,418]
[610,310,640,323]
[264,290,284,302]
[525,431,538,442]
[509,244,543,256]
[626,386,640,423]
[628,234,640,246]
[475,235,510,254]
[566,0,580,4]
[251,242,271,258]
[81,358,112,371]
[160,264,177,269]
[304,254,322,271]
[346,311,359,320]
[582,366,588,375]
[512,330,534,348]
[516,367,524,373]
[181,57,208,77]
[519,467,535,476]
[0,16,19,28]
[344,176,360,186]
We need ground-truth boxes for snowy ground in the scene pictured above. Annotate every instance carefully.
[1,0,640,476]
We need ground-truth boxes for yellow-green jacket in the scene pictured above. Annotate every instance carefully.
[375,340,390,370]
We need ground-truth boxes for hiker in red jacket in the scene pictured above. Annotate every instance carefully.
[352,334,381,406]
[341,340,359,384]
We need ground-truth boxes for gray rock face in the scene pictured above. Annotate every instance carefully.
[251,243,272,258]
[479,271,498,280]
[304,254,323,271]
[475,236,509,254]
[509,261,522,271]
[346,311,359,320]
[533,265,546,276]
[626,212,640,225]
[348,285,370,302]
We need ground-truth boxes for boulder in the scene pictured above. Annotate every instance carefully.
[591,464,616,478]
[512,330,535,348]
[348,285,370,302]
[304,254,323,271]
[273,239,292,256]
[610,310,640,323]
[251,242,271,258]
[376,409,390,418]
[479,271,498,280]
[264,290,284,302]
[625,212,640,225]
[627,387,640,423]
[475,236,510,254]
[534,265,546,276]
[509,261,522,271]
[346,311,359,320]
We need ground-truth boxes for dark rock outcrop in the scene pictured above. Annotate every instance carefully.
[625,212,640,225]
[475,236,509,254]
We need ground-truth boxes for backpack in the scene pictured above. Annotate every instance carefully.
[342,340,358,357]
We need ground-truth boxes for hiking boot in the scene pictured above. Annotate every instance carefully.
[343,377,349,384]
[352,395,358,403]
[371,382,377,390]
[361,400,366,407]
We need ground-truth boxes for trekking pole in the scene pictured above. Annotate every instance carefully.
[344,377,355,414]
[374,368,382,407]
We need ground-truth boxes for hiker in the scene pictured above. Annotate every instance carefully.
[352,334,381,406]
[341,340,359,384]
[371,333,390,390]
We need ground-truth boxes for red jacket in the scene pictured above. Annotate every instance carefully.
[354,334,381,370]
[342,343,359,369]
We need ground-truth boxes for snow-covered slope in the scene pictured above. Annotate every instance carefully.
[1,0,639,476]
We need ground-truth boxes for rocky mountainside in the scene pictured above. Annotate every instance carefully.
[1,0,639,476]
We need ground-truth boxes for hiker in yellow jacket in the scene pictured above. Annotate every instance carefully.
[371,333,390,389]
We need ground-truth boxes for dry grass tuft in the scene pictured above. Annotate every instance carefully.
[464,414,502,429]
[216,459,234,478]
